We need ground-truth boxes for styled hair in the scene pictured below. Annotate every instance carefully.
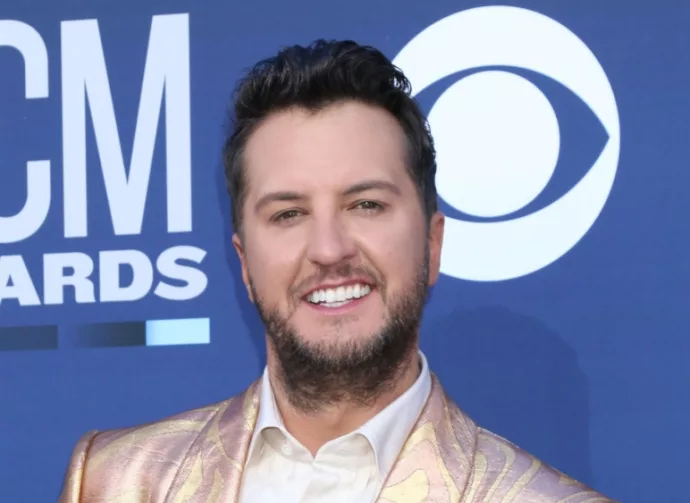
[222,39,438,234]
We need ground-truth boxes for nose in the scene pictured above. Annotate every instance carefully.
[305,214,356,266]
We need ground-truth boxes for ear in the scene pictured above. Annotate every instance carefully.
[232,233,254,303]
[427,211,445,286]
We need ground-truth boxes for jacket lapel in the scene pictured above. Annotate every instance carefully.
[164,374,479,503]
[376,375,478,503]
[163,379,261,503]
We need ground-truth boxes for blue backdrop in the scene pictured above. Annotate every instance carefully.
[0,1,686,501]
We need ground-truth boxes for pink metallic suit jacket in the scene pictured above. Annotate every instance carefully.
[58,375,614,502]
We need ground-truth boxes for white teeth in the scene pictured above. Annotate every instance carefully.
[307,283,372,305]
[322,300,349,308]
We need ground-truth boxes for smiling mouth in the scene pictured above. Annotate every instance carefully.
[305,283,373,308]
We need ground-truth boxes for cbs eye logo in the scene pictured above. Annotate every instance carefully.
[393,6,620,281]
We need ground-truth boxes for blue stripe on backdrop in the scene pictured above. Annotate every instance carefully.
[0,325,58,351]
[146,318,210,346]
[0,319,210,350]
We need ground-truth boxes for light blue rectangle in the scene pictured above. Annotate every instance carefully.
[145,318,210,346]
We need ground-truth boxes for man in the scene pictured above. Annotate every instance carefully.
[59,40,613,502]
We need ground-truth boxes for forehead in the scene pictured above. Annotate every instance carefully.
[242,101,410,194]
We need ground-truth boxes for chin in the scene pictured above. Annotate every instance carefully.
[300,328,380,353]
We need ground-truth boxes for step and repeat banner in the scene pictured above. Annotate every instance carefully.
[0,0,687,501]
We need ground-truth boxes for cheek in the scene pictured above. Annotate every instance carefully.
[358,217,426,282]
[245,231,303,302]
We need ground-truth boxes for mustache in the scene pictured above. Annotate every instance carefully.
[291,262,383,298]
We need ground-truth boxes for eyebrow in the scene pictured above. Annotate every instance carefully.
[254,191,306,213]
[253,179,401,213]
[343,180,401,197]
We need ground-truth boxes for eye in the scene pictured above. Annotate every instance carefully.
[353,200,385,213]
[271,209,303,223]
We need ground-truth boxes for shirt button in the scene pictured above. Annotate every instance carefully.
[281,443,292,455]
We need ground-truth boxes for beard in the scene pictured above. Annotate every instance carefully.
[249,253,429,414]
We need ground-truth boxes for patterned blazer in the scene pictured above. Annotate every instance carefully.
[58,375,614,502]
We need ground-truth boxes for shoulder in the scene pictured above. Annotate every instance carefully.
[468,427,615,502]
[431,379,615,502]
[88,398,227,458]
[59,398,233,502]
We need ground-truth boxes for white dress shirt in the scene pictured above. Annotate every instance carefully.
[238,352,432,503]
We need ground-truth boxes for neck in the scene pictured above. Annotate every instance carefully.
[267,350,421,455]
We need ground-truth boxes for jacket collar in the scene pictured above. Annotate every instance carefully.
[163,373,477,503]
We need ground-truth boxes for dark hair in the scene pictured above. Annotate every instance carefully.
[222,39,438,234]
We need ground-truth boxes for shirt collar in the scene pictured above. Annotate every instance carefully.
[357,351,431,477]
[247,351,432,479]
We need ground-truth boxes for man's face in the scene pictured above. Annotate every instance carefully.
[233,101,443,374]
